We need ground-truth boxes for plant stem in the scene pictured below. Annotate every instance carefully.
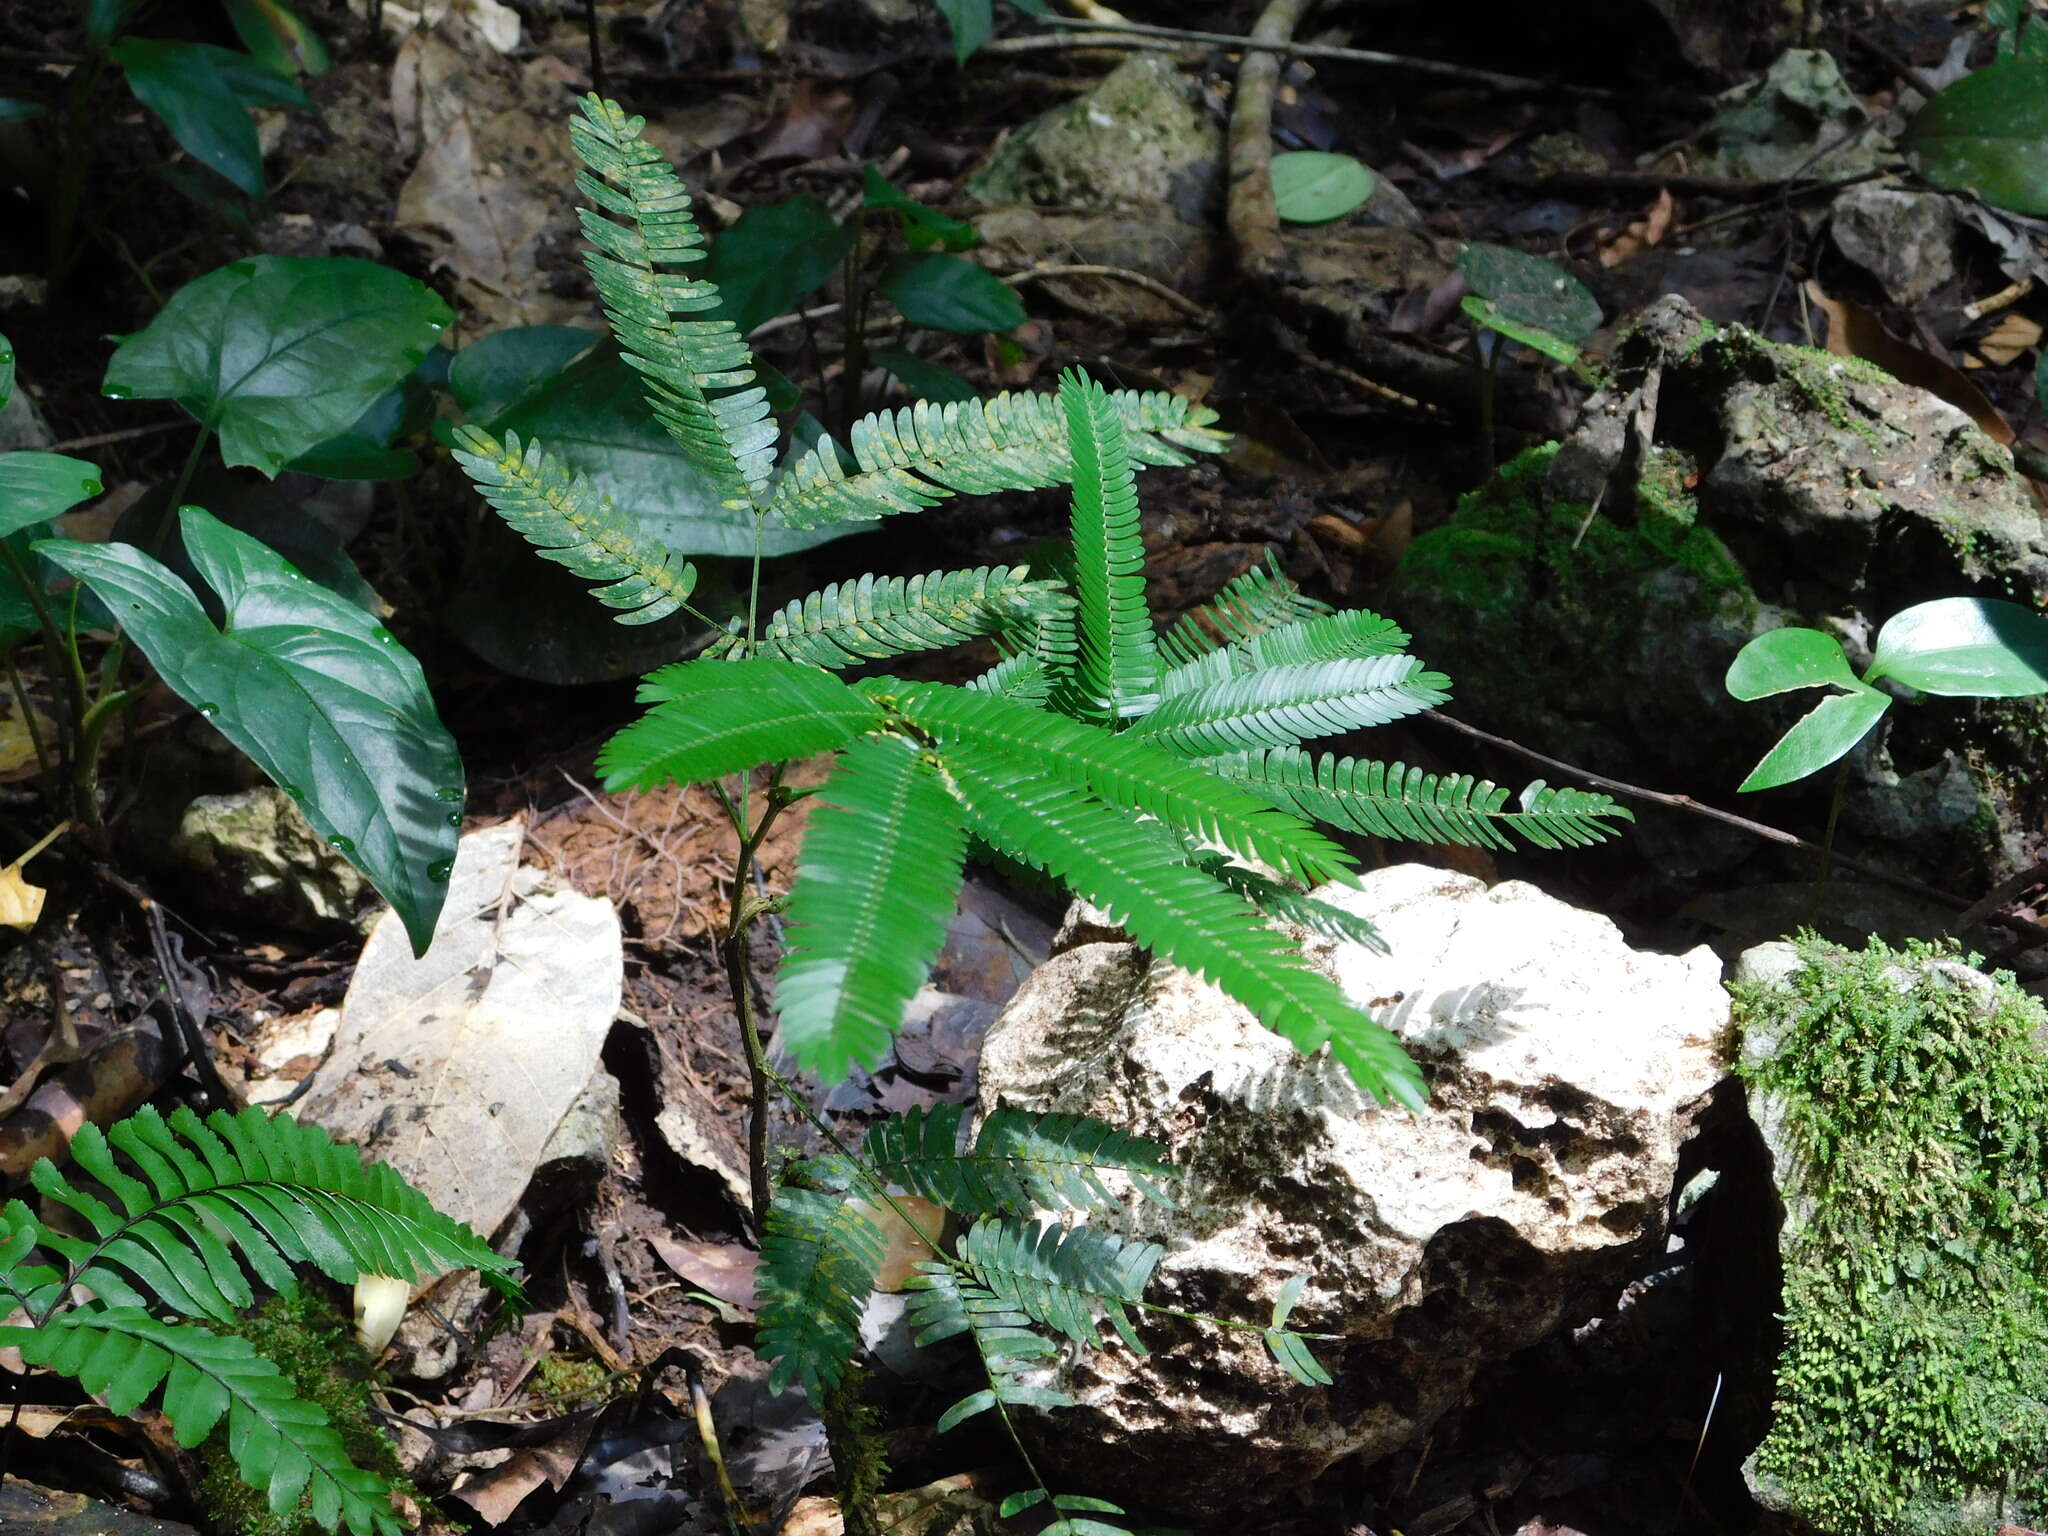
[840,210,873,438]
[0,540,82,800]
[718,767,792,1226]
[3,651,50,782]
[156,427,211,555]
[1480,330,1500,470]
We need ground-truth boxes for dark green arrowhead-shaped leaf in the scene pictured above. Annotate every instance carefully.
[37,509,462,953]
[447,326,599,425]
[862,166,977,252]
[0,453,103,537]
[706,197,850,337]
[1460,295,1578,365]
[882,253,1024,334]
[104,254,452,476]
[1866,595,2048,695]
[1457,242,1601,342]
[112,39,304,198]
[935,0,992,62]
[0,330,14,411]
[222,0,331,76]
[1904,58,2048,216]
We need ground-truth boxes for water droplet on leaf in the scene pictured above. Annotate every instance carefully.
[446,811,462,826]
[81,478,100,496]
[428,858,454,881]
[432,785,463,803]
[282,785,304,801]
[328,835,354,853]
[103,385,129,399]
[197,702,219,718]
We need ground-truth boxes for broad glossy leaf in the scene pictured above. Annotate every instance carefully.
[0,330,13,409]
[863,166,977,252]
[1866,595,2048,695]
[0,522,58,654]
[1271,151,1376,223]
[707,197,850,337]
[104,255,452,476]
[1457,242,1601,342]
[86,0,143,47]
[447,326,598,424]
[936,0,992,62]
[1725,626,1860,700]
[883,254,1025,334]
[1737,688,1891,792]
[287,377,423,481]
[1904,58,2048,216]
[1461,295,1578,365]
[0,453,103,537]
[485,346,838,558]
[112,40,304,198]
[38,509,461,953]
[870,347,978,404]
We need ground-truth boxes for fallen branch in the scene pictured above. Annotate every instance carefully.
[1225,0,1311,282]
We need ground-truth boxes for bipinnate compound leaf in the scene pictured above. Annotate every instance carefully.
[1158,553,1330,667]
[1128,655,1451,756]
[778,736,969,1082]
[756,1188,886,1395]
[1457,242,1601,342]
[862,1102,1173,1217]
[1903,57,2048,215]
[1865,595,2048,695]
[1725,626,1861,700]
[37,510,463,954]
[103,255,451,475]
[954,1217,1160,1353]
[0,452,103,537]
[1,1311,403,1535]
[1737,688,1892,792]
[1060,368,1160,721]
[713,566,1069,668]
[1270,151,1376,223]
[596,657,885,791]
[941,739,1422,1106]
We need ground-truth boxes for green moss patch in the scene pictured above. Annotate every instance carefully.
[1736,935,2048,1535]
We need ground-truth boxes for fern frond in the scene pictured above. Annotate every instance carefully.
[940,741,1422,1106]
[955,1217,1161,1353]
[969,654,1054,706]
[0,1310,402,1535]
[869,678,1354,887]
[778,735,969,1081]
[1236,608,1411,668]
[448,426,697,625]
[710,567,1071,669]
[863,1103,1173,1217]
[1128,657,1451,756]
[21,1106,512,1326]
[1195,854,1387,952]
[1157,553,1328,668]
[1205,747,1633,850]
[756,1188,887,1396]
[596,657,886,792]
[1060,370,1160,721]
[904,1262,1069,1431]
[767,388,1229,530]
[569,95,774,508]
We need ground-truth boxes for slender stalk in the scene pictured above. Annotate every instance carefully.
[840,209,874,438]
[155,428,211,556]
[72,687,143,834]
[3,652,50,781]
[0,541,82,795]
[716,767,792,1225]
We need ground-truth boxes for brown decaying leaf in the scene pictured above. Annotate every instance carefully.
[646,1233,759,1312]
[0,823,68,930]
[1598,188,1676,268]
[1976,311,2042,368]
[1806,280,2013,446]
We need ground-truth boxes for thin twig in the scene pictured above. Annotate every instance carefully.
[1225,0,1311,282]
[1006,262,1218,323]
[46,419,188,453]
[1032,14,1618,98]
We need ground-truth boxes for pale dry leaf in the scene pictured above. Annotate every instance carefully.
[1977,311,2042,368]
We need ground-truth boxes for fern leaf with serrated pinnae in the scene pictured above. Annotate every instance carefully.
[1235,608,1412,669]
[568,95,775,508]
[867,677,1354,887]
[777,736,969,1082]
[1157,553,1329,668]
[0,1310,404,1536]
[1204,747,1632,850]
[596,657,887,792]
[1060,369,1160,721]
[449,427,697,624]
[1193,854,1387,952]
[969,654,1054,706]
[709,566,1072,669]
[955,1217,1161,1353]
[767,388,1229,530]
[17,1105,513,1327]
[1129,657,1451,756]
[904,1262,1069,1432]
[939,740,1422,1106]
[756,1188,888,1396]
[863,1104,1173,1217]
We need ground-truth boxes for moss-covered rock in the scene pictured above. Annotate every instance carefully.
[1733,935,2048,1535]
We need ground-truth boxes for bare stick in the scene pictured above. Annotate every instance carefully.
[1226,0,1311,283]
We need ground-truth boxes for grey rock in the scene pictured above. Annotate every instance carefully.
[967,55,1223,222]
[978,865,1727,1521]
[1700,50,1894,183]
[171,786,373,936]
[1830,185,1956,304]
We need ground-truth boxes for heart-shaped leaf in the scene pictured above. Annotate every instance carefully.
[1271,151,1376,224]
[0,453,104,537]
[38,509,462,953]
[1866,595,2048,695]
[1725,626,1861,700]
[882,254,1025,334]
[1903,58,2048,217]
[104,254,452,476]
[1458,243,1602,342]
[1738,688,1892,792]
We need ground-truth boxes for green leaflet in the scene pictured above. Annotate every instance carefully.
[863,1102,1175,1217]
[756,1188,887,1396]
[867,676,1356,887]
[942,738,1423,1107]
[1157,554,1330,667]
[713,566,1071,668]
[953,1217,1161,1353]
[1204,746,1631,852]
[1060,368,1160,722]
[596,657,885,792]
[38,510,464,955]
[778,735,969,1081]
[1129,656,1451,756]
